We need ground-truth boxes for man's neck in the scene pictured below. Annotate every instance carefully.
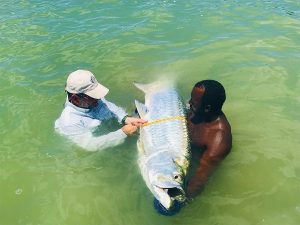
[191,112,222,124]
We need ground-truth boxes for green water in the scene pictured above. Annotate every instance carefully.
[1,0,300,224]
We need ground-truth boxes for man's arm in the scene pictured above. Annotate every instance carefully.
[102,98,127,123]
[102,99,146,126]
[187,130,231,197]
[56,117,137,151]
[66,129,127,151]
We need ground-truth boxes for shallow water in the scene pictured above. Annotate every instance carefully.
[1,0,300,224]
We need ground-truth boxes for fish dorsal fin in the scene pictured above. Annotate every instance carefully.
[134,100,148,119]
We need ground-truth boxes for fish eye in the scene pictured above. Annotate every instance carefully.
[173,173,181,180]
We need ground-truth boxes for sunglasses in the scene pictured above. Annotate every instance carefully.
[76,93,89,99]
[69,93,93,101]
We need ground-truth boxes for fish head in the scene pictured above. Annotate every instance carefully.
[148,163,186,209]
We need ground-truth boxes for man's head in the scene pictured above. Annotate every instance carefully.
[65,70,109,109]
[189,80,226,118]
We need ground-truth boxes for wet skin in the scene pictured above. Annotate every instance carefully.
[186,86,232,197]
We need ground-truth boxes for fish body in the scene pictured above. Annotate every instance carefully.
[134,80,190,210]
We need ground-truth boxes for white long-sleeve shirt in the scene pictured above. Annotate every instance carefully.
[55,98,128,151]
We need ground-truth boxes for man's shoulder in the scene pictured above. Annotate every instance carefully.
[56,106,86,128]
[55,113,88,137]
[214,114,231,133]
[213,115,232,143]
[206,116,232,158]
[208,128,232,158]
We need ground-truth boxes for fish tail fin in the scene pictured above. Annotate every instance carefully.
[133,82,151,93]
[133,79,174,94]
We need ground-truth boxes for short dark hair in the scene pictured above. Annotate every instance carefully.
[194,80,226,114]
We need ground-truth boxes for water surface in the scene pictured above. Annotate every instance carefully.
[0,0,300,224]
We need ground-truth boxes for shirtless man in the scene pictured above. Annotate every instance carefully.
[186,80,232,197]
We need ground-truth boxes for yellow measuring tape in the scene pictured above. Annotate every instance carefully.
[141,115,186,127]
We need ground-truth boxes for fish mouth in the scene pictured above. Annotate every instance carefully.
[153,185,186,210]
[167,187,184,198]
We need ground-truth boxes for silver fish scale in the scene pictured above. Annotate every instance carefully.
[141,87,189,164]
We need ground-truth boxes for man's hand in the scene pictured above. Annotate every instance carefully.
[125,117,147,127]
[121,124,138,135]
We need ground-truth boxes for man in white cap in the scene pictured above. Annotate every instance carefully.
[55,69,146,151]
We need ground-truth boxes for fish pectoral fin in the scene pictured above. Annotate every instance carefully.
[134,100,148,119]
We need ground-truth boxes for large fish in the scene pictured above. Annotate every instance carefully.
[134,80,190,210]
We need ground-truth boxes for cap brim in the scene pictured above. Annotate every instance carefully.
[85,83,109,99]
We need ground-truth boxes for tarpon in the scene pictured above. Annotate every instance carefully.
[134,80,190,210]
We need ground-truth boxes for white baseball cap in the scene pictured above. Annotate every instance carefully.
[65,70,109,99]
